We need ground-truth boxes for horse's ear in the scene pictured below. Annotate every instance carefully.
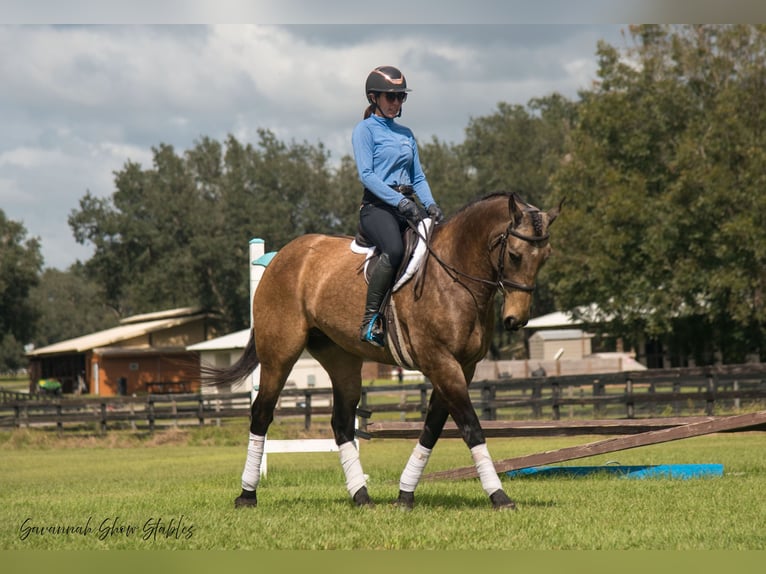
[508,193,524,226]
[546,198,565,225]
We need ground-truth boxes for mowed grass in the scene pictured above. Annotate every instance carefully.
[1,423,765,550]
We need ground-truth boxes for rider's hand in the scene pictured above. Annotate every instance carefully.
[398,198,423,225]
[427,203,444,224]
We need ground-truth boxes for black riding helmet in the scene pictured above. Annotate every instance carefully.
[365,66,411,117]
[365,65,411,98]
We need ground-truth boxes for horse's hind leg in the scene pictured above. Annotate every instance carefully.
[235,334,306,509]
[307,335,371,506]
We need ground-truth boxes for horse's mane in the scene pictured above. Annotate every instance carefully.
[447,191,545,236]
[450,191,513,219]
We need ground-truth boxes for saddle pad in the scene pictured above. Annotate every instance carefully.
[350,218,433,292]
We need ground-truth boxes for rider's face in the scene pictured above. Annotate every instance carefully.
[373,91,406,119]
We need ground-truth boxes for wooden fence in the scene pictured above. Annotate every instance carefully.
[1,364,765,434]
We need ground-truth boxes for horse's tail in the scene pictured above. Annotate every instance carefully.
[200,328,260,387]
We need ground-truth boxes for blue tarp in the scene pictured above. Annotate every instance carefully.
[506,464,724,479]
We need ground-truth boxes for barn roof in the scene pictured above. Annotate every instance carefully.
[186,329,250,351]
[27,307,210,357]
[529,329,591,341]
[525,311,582,329]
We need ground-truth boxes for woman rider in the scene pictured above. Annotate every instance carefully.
[352,65,444,347]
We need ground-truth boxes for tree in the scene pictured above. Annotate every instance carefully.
[29,264,119,347]
[547,25,766,364]
[0,210,43,371]
[69,132,360,332]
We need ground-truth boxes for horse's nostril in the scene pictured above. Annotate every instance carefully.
[504,316,528,331]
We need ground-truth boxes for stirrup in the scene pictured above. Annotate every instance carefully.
[360,313,385,348]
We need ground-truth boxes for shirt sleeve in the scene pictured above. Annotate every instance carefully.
[352,121,404,207]
[410,139,435,209]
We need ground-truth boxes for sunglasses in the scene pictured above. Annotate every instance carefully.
[381,92,407,103]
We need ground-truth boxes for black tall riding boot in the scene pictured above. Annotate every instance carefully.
[360,253,395,347]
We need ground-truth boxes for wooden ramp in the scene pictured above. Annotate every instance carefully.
[362,416,759,439]
[422,410,766,481]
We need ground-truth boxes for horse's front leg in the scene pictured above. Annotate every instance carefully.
[394,390,450,510]
[422,360,516,511]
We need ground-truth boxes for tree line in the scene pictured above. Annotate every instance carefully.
[2,25,764,372]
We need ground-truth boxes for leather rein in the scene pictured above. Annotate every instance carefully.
[412,213,549,301]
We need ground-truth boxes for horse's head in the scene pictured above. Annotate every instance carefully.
[492,193,562,331]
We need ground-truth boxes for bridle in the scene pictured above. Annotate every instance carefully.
[412,209,550,301]
[491,219,550,293]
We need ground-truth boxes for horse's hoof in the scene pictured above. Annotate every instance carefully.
[353,486,374,507]
[392,490,414,511]
[234,489,257,508]
[489,489,516,511]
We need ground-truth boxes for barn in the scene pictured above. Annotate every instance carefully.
[25,307,218,396]
[528,329,593,361]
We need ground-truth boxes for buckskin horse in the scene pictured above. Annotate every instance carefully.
[206,192,561,510]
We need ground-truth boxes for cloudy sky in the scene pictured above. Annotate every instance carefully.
[1,22,640,270]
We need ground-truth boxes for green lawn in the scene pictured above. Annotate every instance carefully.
[1,424,765,550]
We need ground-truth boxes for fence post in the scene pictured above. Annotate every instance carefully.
[672,379,681,415]
[705,370,716,416]
[551,381,561,420]
[733,380,740,411]
[129,401,137,431]
[481,382,496,421]
[625,375,634,419]
[304,393,312,431]
[198,395,205,426]
[592,379,603,418]
[648,382,656,416]
[532,381,542,418]
[360,388,368,432]
[171,397,178,428]
[100,402,107,434]
[148,396,155,432]
[56,403,63,436]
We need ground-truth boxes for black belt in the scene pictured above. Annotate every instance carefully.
[362,185,415,207]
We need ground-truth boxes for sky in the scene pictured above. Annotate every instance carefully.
[1,22,634,270]
[3,2,760,271]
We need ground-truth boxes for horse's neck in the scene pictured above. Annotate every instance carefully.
[430,203,505,304]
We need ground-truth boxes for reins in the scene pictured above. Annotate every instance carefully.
[410,210,549,302]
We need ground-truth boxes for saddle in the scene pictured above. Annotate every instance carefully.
[350,218,432,291]
[350,219,433,370]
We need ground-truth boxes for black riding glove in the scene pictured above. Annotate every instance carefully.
[398,197,423,225]
[427,203,444,224]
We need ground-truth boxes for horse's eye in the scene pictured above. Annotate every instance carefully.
[507,249,522,262]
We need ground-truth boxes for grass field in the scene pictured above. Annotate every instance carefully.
[1,422,765,551]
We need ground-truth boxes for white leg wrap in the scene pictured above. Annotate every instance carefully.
[471,443,502,496]
[241,433,265,491]
[338,441,367,497]
[398,443,432,493]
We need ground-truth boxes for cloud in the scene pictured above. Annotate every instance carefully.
[0,23,626,269]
